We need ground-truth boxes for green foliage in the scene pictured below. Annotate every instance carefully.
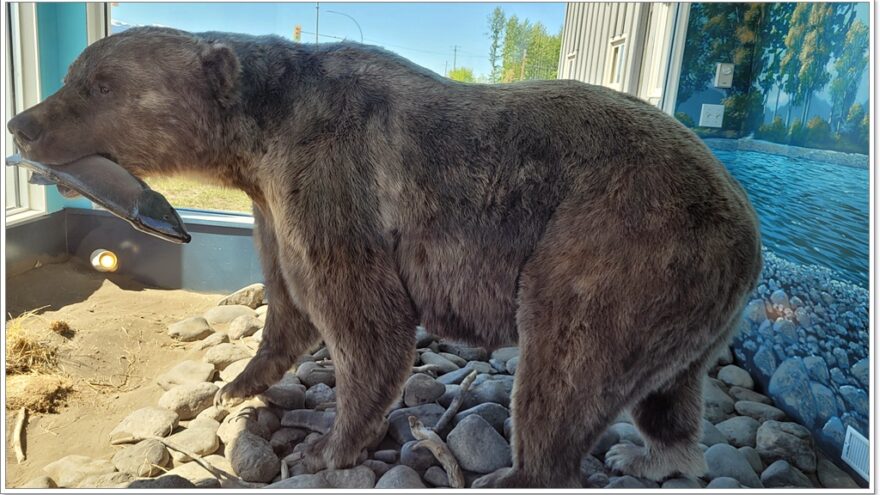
[487,7,506,83]
[676,2,868,155]
[835,103,869,152]
[829,19,868,130]
[499,14,560,82]
[804,116,833,148]
[756,116,788,142]
[674,112,695,128]
[677,4,760,103]
[788,118,806,146]
[447,67,476,83]
[787,117,834,149]
[722,92,763,135]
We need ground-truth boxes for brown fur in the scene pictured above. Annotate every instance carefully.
[7,27,762,487]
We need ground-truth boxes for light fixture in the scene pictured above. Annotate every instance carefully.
[90,249,118,273]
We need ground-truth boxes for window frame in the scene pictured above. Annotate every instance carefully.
[5,2,47,225]
[604,35,627,92]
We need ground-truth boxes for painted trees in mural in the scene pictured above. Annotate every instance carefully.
[677,2,869,154]
[829,20,868,131]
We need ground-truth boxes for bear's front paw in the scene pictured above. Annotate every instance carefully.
[471,467,520,488]
[604,442,647,474]
[214,380,254,409]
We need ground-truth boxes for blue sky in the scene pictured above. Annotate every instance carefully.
[111,3,566,77]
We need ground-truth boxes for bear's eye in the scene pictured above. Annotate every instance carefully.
[99,85,111,95]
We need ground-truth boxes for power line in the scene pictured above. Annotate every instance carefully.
[297,31,485,65]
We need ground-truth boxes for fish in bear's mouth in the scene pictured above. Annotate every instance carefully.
[6,154,191,244]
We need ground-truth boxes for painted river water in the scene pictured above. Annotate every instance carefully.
[713,149,869,288]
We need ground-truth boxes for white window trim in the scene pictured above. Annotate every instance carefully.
[86,3,109,44]
[6,3,47,226]
[604,35,627,92]
[660,3,691,116]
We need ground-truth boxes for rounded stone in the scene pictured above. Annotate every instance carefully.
[296,361,336,387]
[756,421,817,473]
[204,343,253,371]
[304,383,336,409]
[109,407,179,442]
[715,416,760,448]
[158,382,218,420]
[703,380,735,423]
[168,316,214,342]
[203,305,257,326]
[404,373,446,407]
[400,440,439,472]
[454,402,510,434]
[165,424,219,462]
[423,465,450,487]
[218,358,251,383]
[734,400,786,422]
[761,459,813,488]
[225,431,280,483]
[447,415,511,474]
[270,427,309,457]
[112,439,170,477]
[718,365,755,389]
[419,352,459,374]
[227,314,263,340]
[218,283,265,309]
[375,465,426,489]
[263,372,306,410]
[43,455,117,488]
[157,360,216,390]
[706,477,742,488]
[704,443,762,488]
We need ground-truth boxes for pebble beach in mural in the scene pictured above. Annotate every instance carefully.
[22,279,862,489]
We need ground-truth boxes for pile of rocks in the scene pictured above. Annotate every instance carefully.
[22,282,862,489]
[734,249,869,459]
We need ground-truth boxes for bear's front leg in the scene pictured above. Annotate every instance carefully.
[216,208,320,407]
[294,253,418,472]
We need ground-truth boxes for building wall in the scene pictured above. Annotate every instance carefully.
[558,3,646,93]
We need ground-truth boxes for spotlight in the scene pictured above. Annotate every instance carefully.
[90,249,118,272]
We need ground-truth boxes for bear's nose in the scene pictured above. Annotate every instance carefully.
[7,112,43,143]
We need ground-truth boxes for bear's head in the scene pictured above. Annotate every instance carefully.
[7,26,240,178]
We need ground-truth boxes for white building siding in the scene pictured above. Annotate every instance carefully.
[559,3,647,92]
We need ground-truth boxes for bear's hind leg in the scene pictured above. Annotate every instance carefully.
[474,302,637,487]
[605,358,708,481]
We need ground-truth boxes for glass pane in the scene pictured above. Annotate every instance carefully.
[5,165,20,210]
[146,176,253,214]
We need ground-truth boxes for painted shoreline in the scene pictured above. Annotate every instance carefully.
[703,138,869,169]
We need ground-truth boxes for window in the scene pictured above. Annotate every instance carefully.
[5,3,46,222]
[605,35,627,91]
[105,5,256,215]
[565,51,577,80]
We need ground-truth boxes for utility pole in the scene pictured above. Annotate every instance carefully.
[452,46,458,71]
[444,60,448,75]
[315,3,320,43]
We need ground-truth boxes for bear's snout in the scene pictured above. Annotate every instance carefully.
[7,111,43,144]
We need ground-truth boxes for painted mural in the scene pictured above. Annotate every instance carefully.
[675,3,870,155]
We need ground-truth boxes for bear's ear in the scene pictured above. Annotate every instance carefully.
[199,42,240,107]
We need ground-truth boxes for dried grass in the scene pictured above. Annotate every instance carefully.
[49,320,75,339]
[6,311,74,412]
[6,374,72,413]
[6,310,57,375]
